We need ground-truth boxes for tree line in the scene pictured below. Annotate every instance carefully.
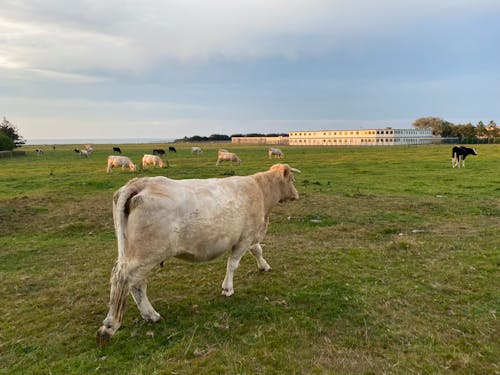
[175,133,288,143]
[413,117,498,143]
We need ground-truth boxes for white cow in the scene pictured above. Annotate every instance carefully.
[97,164,300,344]
[79,149,90,158]
[216,149,241,165]
[268,148,284,159]
[191,146,203,154]
[142,154,167,169]
[107,155,137,173]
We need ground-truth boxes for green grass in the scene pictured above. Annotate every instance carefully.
[1,143,499,374]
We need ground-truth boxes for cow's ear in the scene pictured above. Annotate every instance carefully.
[283,165,289,178]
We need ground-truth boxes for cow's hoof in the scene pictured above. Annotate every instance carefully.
[221,288,234,297]
[96,327,113,346]
[144,313,163,323]
[259,265,272,272]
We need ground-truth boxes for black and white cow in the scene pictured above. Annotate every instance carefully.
[113,147,122,154]
[452,146,477,168]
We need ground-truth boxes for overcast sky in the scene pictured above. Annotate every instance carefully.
[1,0,499,141]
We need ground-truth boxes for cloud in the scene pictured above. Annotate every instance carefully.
[2,0,499,140]
[2,0,497,76]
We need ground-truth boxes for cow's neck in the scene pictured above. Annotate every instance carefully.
[253,171,282,214]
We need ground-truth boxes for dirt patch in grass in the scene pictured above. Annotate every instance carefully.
[0,193,114,237]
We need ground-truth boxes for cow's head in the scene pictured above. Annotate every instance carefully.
[472,148,478,155]
[270,164,300,202]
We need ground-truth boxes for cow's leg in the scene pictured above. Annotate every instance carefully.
[221,244,248,297]
[250,243,271,271]
[129,279,162,323]
[97,261,130,345]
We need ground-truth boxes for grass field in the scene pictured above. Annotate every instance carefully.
[1,143,499,374]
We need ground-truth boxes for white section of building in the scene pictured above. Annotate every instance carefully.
[231,136,289,145]
[288,128,435,146]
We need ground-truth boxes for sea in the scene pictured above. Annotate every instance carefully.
[26,138,176,145]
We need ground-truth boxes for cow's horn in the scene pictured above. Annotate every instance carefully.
[290,167,301,174]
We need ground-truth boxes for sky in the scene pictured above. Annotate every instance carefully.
[1,0,500,142]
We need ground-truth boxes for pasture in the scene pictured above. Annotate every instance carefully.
[1,143,499,374]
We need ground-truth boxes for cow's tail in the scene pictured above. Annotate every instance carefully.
[98,178,149,345]
[113,178,147,260]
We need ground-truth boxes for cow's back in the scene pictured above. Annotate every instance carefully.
[123,176,266,261]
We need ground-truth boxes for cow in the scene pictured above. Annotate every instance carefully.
[168,146,177,153]
[106,155,137,173]
[142,154,168,169]
[77,149,89,158]
[84,145,93,154]
[216,149,241,166]
[452,146,477,168]
[113,147,122,154]
[268,148,284,159]
[153,149,165,155]
[35,149,44,156]
[96,164,300,344]
[191,146,203,155]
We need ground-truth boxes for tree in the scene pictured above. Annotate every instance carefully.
[412,117,450,136]
[208,134,230,141]
[0,133,15,151]
[441,122,455,138]
[476,121,488,140]
[0,117,25,148]
[486,120,498,143]
[460,123,477,142]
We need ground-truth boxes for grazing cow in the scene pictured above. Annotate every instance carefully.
[216,149,241,166]
[452,146,477,168]
[84,145,93,154]
[191,146,203,154]
[268,148,284,159]
[142,154,168,169]
[168,146,176,153]
[113,147,122,154]
[153,149,165,155]
[96,164,300,344]
[78,149,90,158]
[35,149,44,156]
[107,155,137,173]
